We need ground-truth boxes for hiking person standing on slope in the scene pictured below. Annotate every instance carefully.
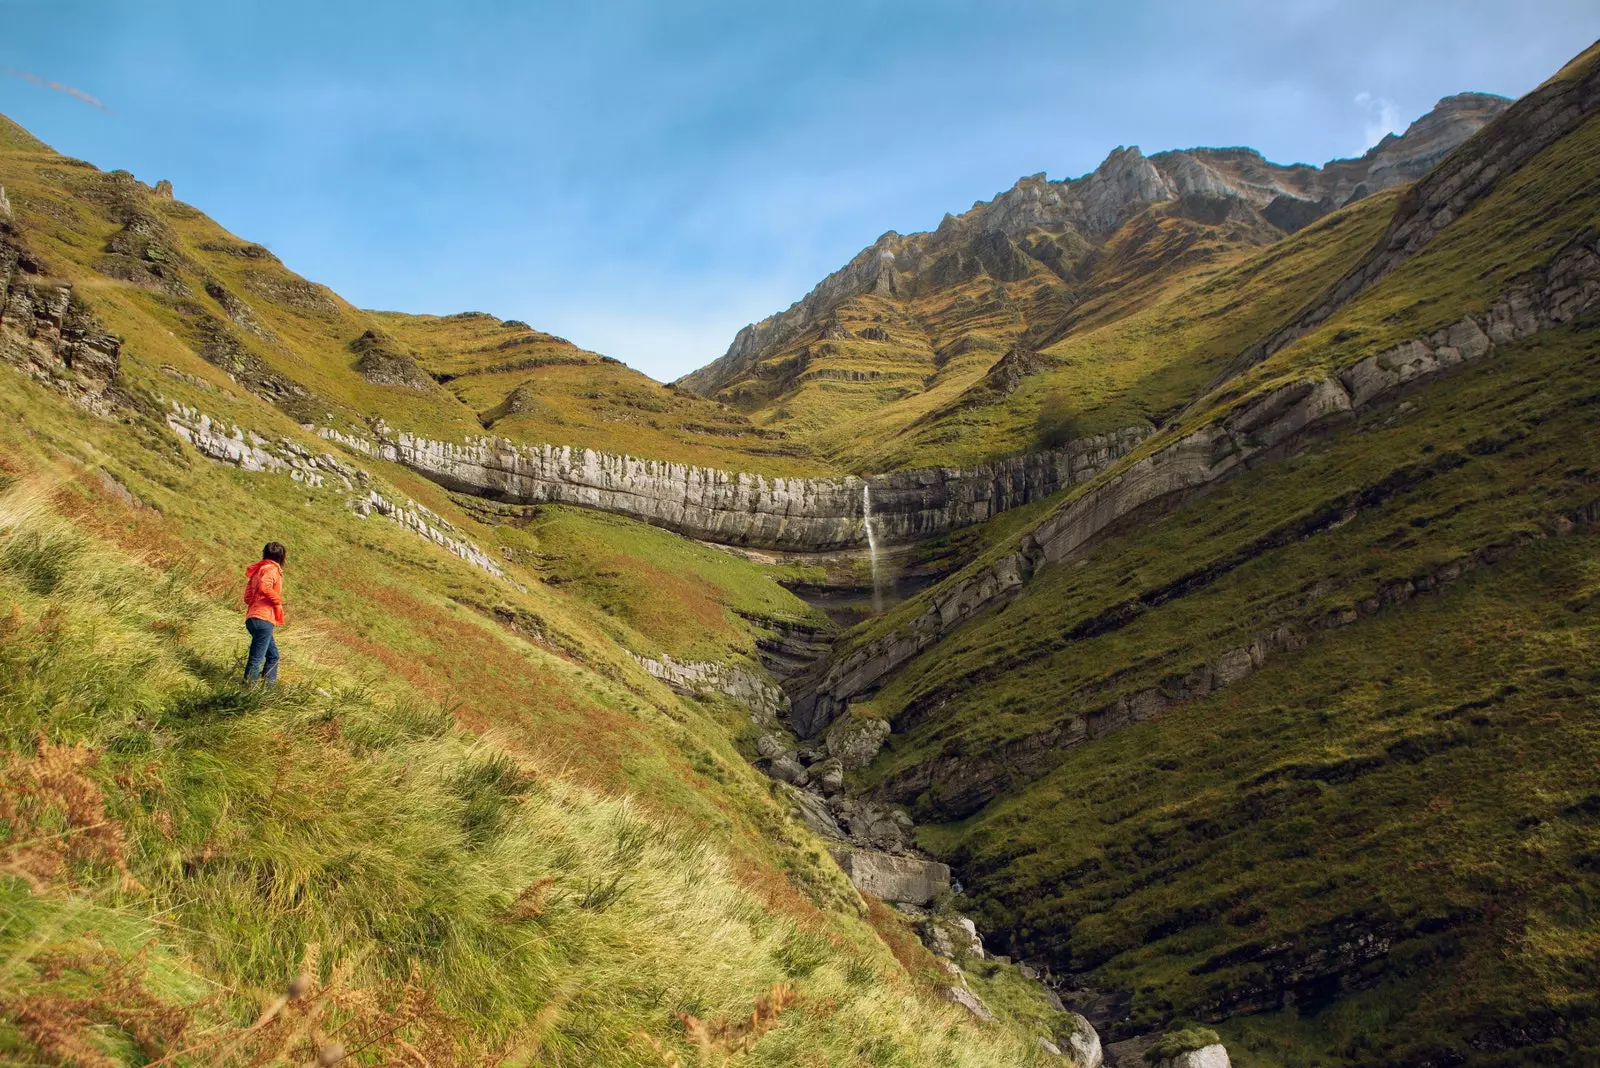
[243,542,287,684]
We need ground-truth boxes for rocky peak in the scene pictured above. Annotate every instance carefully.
[1362,92,1511,193]
[680,90,1509,398]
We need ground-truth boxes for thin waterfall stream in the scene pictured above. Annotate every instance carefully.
[862,481,883,613]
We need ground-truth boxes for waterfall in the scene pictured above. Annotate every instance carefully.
[863,482,884,614]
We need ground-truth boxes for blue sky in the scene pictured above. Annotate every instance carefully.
[2,2,1596,381]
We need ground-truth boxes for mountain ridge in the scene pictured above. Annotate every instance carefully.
[677,92,1509,402]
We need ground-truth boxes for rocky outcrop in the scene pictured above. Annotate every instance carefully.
[323,423,1147,552]
[794,231,1600,737]
[165,403,508,580]
[630,652,788,721]
[940,985,994,1023]
[680,95,1506,397]
[0,223,121,407]
[824,712,890,770]
[827,845,950,905]
[349,329,434,390]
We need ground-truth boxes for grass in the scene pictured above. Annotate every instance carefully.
[0,388,1069,1064]
[832,321,1600,1063]
[0,111,1068,1059]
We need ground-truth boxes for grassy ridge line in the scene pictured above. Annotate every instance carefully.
[0,115,834,479]
[0,376,1067,1062]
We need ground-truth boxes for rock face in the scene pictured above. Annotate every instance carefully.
[824,712,891,770]
[827,845,950,905]
[0,224,122,405]
[793,229,1600,737]
[342,423,1146,552]
[678,95,1506,398]
[630,652,788,721]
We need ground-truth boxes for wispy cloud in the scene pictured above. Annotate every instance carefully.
[1354,90,1401,151]
[3,67,110,112]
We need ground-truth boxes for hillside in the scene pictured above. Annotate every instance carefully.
[1,30,1598,1068]
[784,39,1600,1067]
[674,94,1509,472]
[0,118,1072,1063]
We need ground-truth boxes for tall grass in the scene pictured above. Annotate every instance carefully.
[0,483,1059,1065]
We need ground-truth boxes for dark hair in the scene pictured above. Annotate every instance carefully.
[262,542,287,565]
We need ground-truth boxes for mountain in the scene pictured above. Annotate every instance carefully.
[675,92,1509,472]
[0,117,1067,1065]
[1,34,1598,1068]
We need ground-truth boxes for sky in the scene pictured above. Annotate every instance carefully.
[1,2,1596,381]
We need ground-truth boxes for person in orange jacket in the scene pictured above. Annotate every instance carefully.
[243,541,287,684]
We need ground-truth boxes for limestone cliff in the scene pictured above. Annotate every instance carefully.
[325,423,1148,552]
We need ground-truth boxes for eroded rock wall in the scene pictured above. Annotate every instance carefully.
[325,424,1148,552]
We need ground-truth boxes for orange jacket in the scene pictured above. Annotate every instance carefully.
[244,559,285,625]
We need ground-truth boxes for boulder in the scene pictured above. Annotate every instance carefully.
[1060,1012,1103,1068]
[780,784,842,838]
[755,732,792,761]
[1153,1046,1229,1068]
[810,757,845,795]
[833,797,913,850]
[825,712,891,770]
[767,755,809,786]
[828,846,950,905]
[940,985,993,1022]
[1143,1030,1228,1068]
[1039,1037,1063,1056]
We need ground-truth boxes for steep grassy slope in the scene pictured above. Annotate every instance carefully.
[813,52,1600,1067]
[0,130,1071,1063]
[0,112,827,479]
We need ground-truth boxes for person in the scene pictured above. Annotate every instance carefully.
[243,542,287,684]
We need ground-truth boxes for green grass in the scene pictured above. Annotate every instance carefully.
[0,119,1065,1059]
[835,324,1600,1064]
[0,378,1066,1064]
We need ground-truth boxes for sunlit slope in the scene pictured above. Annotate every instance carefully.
[0,113,827,477]
[823,85,1600,1067]
[374,310,830,476]
[709,205,1302,472]
[0,118,1070,1067]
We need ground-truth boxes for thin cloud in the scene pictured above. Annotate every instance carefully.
[3,67,110,112]
[1354,90,1401,151]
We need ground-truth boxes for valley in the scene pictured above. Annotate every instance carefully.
[0,33,1597,1068]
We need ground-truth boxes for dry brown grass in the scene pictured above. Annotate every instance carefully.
[637,983,800,1067]
[0,732,138,893]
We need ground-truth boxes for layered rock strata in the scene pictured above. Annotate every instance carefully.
[322,424,1148,552]
[681,95,1507,398]
[166,403,508,579]
[792,232,1600,736]
[630,652,788,722]
[1217,55,1600,386]
[1,223,121,407]
[878,496,1599,819]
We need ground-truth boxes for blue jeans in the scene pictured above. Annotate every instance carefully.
[244,617,279,684]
